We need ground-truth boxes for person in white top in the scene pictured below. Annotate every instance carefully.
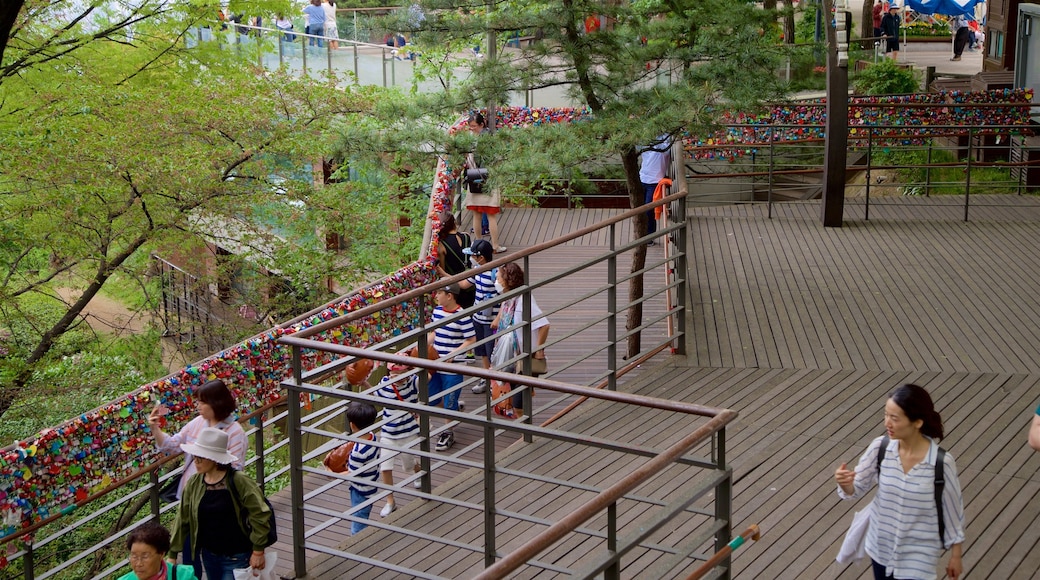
[835,384,964,580]
[491,262,549,417]
[321,0,338,49]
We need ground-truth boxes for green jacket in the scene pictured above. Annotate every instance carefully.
[117,563,197,580]
[170,470,272,560]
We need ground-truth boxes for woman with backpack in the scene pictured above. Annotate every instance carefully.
[169,428,274,580]
[834,384,965,579]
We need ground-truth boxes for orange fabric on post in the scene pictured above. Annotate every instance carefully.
[653,178,673,219]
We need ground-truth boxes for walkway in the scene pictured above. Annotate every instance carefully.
[267,195,1040,578]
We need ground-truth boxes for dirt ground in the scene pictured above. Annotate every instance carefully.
[54,288,187,371]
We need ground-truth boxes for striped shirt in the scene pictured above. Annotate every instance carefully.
[348,435,380,497]
[374,374,419,438]
[468,268,499,324]
[431,305,475,358]
[838,436,965,580]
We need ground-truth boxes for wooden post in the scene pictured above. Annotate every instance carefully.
[821,0,849,227]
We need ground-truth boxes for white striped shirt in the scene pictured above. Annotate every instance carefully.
[374,374,419,438]
[431,305,475,357]
[348,436,380,496]
[468,268,499,324]
[838,436,965,580]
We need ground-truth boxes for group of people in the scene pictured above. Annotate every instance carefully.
[298,0,339,48]
[873,1,983,63]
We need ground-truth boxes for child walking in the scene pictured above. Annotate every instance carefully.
[345,401,380,534]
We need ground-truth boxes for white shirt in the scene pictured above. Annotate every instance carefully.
[838,436,965,580]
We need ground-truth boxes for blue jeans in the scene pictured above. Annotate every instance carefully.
[428,372,462,411]
[200,548,250,580]
[350,487,373,535]
[642,182,658,236]
[308,25,324,47]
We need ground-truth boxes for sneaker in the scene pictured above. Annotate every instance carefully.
[481,228,490,236]
[435,430,455,451]
[380,502,396,518]
[950,56,961,61]
[458,399,466,411]
[472,380,487,394]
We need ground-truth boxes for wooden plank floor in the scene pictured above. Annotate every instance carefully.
[275,198,1040,579]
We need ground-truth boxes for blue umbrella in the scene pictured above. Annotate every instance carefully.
[904,0,983,16]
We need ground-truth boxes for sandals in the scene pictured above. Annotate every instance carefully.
[493,246,507,254]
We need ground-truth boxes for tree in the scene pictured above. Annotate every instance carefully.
[0,9,426,419]
[384,0,787,356]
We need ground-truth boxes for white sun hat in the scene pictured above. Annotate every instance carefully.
[180,427,238,465]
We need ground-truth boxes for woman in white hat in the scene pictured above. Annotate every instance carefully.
[169,428,273,580]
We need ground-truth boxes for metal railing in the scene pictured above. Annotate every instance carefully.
[273,192,744,578]
[683,108,1039,221]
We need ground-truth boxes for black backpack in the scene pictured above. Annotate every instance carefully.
[226,469,277,548]
[876,435,946,544]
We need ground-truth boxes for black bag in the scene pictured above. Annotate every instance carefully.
[227,470,278,547]
[466,168,488,194]
[157,473,182,504]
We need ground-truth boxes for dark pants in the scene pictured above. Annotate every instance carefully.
[183,536,202,579]
[871,559,896,580]
[641,181,658,236]
[953,27,971,57]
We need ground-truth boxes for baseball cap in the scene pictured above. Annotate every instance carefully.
[463,239,494,261]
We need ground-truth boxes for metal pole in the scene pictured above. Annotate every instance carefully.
[767,127,774,218]
[149,470,161,519]
[417,331,432,491]
[925,141,933,196]
[606,501,620,580]
[254,414,266,489]
[483,421,496,567]
[23,541,33,580]
[866,127,872,220]
[607,224,618,391]
[674,193,688,357]
[714,429,732,580]
[288,346,307,579]
[521,255,533,441]
[965,127,973,222]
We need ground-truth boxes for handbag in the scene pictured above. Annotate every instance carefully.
[836,502,872,564]
[529,356,547,376]
[322,441,354,473]
[158,473,182,504]
[490,379,515,419]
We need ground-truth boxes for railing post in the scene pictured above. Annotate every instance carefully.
[607,224,618,391]
[23,540,33,580]
[767,126,774,219]
[417,333,432,491]
[254,413,266,490]
[865,127,872,221]
[149,469,161,519]
[326,41,333,77]
[483,421,496,567]
[605,501,619,580]
[301,37,307,73]
[925,139,933,196]
[521,255,533,440]
[674,194,688,356]
[382,47,388,88]
[965,127,973,222]
[288,345,307,579]
[715,429,732,580]
[353,44,359,80]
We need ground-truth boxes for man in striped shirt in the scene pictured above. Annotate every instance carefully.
[428,283,476,451]
[346,401,380,534]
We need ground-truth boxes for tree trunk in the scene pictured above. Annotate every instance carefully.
[0,235,150,419]
[0,0,25,66]
[621,146,647,359]
[861,0,875,48]
[784,0,796,44]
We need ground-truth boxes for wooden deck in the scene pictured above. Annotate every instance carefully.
[271,198,1040,578]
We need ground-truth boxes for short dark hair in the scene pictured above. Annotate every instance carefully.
[890,384,944,440]
[468,112,486,127]
[499,262,525,291]
[346,401,377,431]
[125,521,171,554]
[437,213,457,240]
[196,379,237,421]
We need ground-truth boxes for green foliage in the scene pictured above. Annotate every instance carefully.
[872,144,1023,195]
[852,58,919,94]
